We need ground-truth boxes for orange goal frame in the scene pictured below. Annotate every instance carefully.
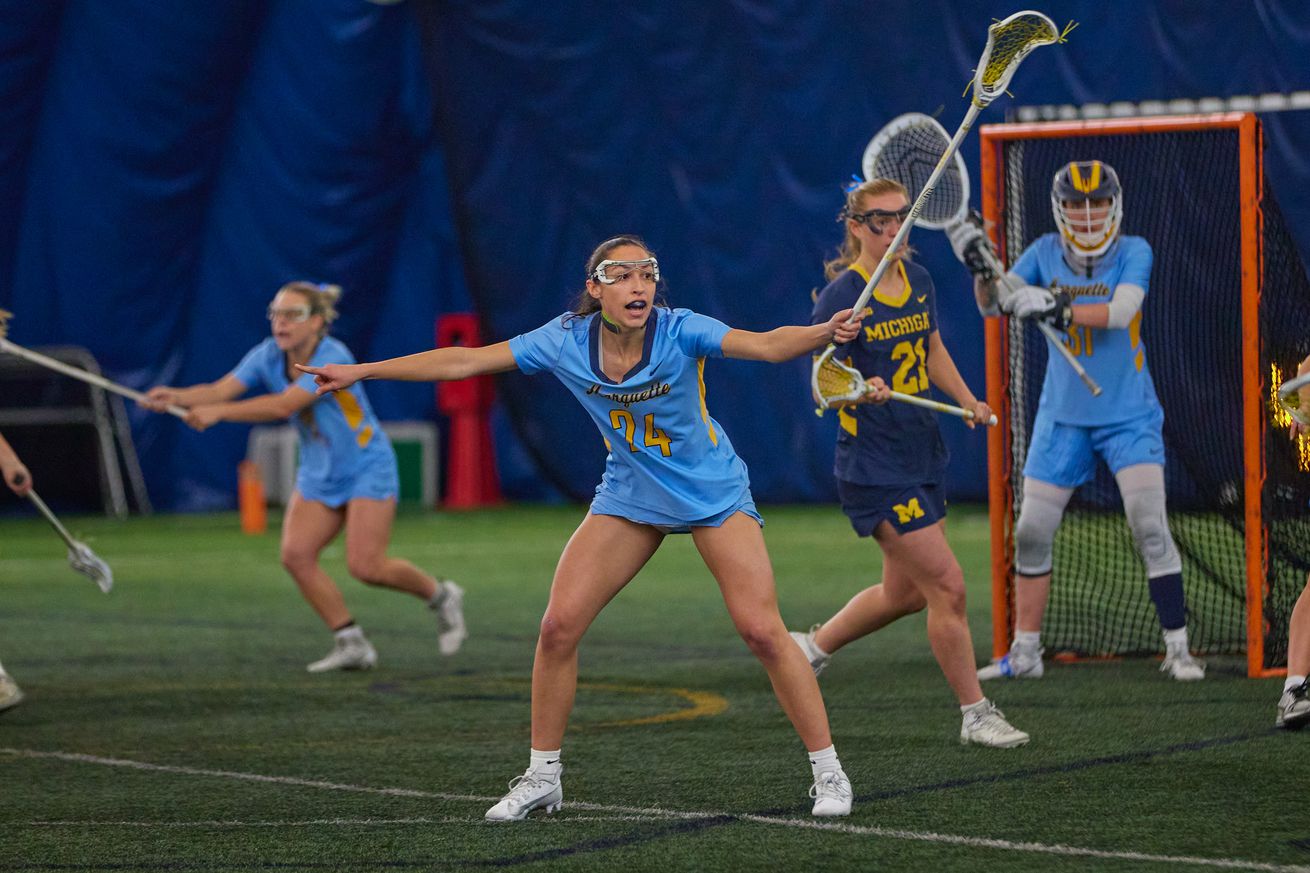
[979,112,1277,678]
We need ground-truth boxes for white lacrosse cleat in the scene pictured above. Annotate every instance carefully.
[431,581,467,656]
[809,769,853,817]
[1276,679,1310,730]
[1160,643,1205,681]
[306,634,378,673]
[789,624,830,676]
[0,674,24,714]
[960,700,1030,748]
[485,766,564,822]
[977,643,1044,681]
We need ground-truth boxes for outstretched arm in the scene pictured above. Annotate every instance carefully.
[182,385,319,432]
[142,374,247,412]
[721,308,861,363]
[0,431,32,496]
[298,341,519,395]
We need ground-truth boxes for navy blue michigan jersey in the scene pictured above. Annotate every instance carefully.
[811,259,948,487]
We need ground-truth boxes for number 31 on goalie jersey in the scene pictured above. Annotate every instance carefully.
[1063,325,1094,358]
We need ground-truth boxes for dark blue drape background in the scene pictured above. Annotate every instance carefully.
[1,0,1306,509]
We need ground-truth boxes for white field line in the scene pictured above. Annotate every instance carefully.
[23,816,665,828]
[4,746,1306,873]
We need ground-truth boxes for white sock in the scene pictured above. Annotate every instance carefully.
[530,748,561,774]
[808,744,841,778]
[1286,675,1307,693]
[428,581,450,608]
[1014,631,1041,649]
[334,624,365,642]
[1163,627,1189,648]
[960,697,989,715]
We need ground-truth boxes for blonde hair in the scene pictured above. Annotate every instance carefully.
[822,179,910,281]
[277,281,341,335]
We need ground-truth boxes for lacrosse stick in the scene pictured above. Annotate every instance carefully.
[1277,372,1310,427]
[813,354,997,425]
[814,10,1064,414]
[864,113,1100,395]
[25,488,114,593]
[0,310,186,418]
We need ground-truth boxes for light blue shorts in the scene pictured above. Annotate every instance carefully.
[1023,407,1165,489]
[297,453,400,509]
[590,491,763,534]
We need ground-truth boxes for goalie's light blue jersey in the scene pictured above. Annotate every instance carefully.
[508,307,751,523]
[1010,234,1161,426]
[231,336,396,505]
[811,259,948,487]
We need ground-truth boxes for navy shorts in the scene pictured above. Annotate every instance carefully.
[836,479,946,537]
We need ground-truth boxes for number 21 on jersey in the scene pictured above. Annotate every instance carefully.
[891,338,929,395]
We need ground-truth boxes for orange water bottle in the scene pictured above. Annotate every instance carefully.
[238,460,267,535]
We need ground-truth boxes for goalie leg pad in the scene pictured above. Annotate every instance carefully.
[1014,477,1074,576]
[1116,463,1182,577]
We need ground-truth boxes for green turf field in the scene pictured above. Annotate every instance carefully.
[0,504,1304,872]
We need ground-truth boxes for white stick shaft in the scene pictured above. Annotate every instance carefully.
[974,245,1102,396]
[847,103,982,323]
[889,390,997,426]
[25,490,79,551]
[0,338,188,417]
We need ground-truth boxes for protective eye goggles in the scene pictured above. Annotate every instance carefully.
[591,257,660,285]
[842,205,911,230]
[266,304,312,323]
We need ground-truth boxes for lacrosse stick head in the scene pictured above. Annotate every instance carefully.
[68,543,113,593]
[1278,372,1310,427]
[972,11,1062,108]
[812,349,871,414]
[861,113,969,231]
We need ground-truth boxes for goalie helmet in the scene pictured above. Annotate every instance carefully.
[1050,160,1122,263]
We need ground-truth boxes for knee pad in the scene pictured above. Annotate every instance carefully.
[1014,479,1073,576]
[1116,464,1182,576]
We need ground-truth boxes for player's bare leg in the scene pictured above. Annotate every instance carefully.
[811,560,928,655]
[343,497,438,598]
[1277,576,1310,729]
[282,492,376,671]
[530,513,663,748]
[487,513,661,821]
[695,513,852,815]
[281,492,348,626]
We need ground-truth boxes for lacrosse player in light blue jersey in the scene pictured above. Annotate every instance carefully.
[0,430,32,713]
[142,282,466,673]
[300,236,864,821]
[956,160,1205,682]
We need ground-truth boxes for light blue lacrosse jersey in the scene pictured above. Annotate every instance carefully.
[508,307,751,523]
[1010,234,1161,426]
[230,336,397,505]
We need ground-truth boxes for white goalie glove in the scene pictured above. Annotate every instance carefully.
[1000,284,1054,318]
[1003,284,1074,330]
[946,211,999,283]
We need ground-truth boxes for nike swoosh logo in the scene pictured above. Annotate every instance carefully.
[916,295,927,304]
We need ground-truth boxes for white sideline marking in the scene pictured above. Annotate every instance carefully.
[738,817,1310,873]
[4,747,1305,873]
[23,816,664,828]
